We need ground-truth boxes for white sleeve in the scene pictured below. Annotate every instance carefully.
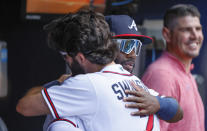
[42,74,97,119]
[47,118,84,131]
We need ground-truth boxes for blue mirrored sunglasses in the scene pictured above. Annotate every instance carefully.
[114,39,142,56]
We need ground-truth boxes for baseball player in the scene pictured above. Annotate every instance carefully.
[42,73,85,131]
[105,15,183,122]
[43,15,155,131]
[44,14,182,131]
[16,10,182,131]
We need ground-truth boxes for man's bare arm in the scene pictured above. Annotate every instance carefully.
[16,86,50,116]
[16,74,71,117]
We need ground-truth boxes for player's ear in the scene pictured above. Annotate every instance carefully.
[162,27,171,43]
[75,52,86,65]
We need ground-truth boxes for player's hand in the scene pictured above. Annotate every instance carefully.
[57,73,72,83]
[123,81,160,116]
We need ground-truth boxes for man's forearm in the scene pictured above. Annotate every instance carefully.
[16,75,67,117]
[156,96,183,122]
[16,86,50,117]
[25,86,44,95]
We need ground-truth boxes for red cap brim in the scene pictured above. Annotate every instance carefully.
[113,34,153,44]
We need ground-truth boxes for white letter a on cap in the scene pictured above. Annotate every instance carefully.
[128,20,137,31]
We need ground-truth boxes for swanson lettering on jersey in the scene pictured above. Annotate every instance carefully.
[111,79,148,100]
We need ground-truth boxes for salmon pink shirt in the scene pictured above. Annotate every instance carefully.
[142,51,204,131]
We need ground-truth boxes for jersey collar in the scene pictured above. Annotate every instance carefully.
[100,64,133,76]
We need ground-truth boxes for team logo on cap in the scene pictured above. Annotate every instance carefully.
[128,20,137,31]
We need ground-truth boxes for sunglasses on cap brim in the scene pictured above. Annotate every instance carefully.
[113,39,142,56]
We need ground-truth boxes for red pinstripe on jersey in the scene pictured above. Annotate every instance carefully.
[50,118,77,127]
[146,114,154,131]
[103,71,133,76]
[43,88,60,119]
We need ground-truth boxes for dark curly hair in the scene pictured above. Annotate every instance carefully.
[44,9,119,65]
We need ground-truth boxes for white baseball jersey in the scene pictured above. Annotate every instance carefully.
[42,64,160,131]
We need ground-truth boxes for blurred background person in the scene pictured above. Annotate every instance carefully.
[142,4,204,131]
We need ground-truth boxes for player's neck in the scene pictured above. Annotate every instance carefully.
[86,61,115,73]
[98,61,116,71]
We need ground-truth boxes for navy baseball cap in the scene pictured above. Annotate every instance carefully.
[105,15,153,44]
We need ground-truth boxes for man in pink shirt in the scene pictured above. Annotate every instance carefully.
[141,4,204,131]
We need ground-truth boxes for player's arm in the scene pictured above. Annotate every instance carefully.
[16,86,50,116]
[16,74,71,117]
[123,82,183,123]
